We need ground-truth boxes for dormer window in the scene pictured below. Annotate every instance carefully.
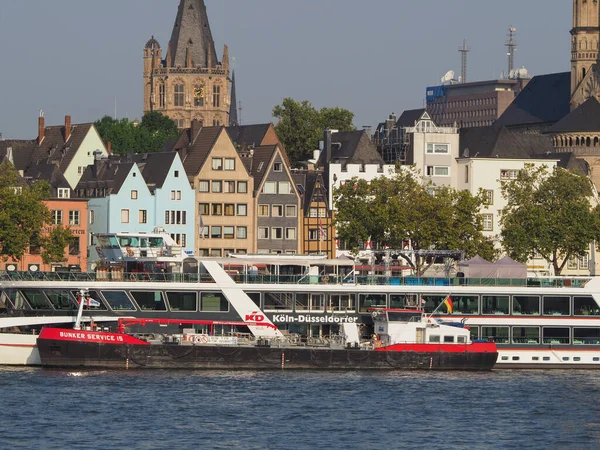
[273,162,282,172]
[57,188,70,199]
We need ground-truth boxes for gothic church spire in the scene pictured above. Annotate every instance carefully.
[229,70,238,126]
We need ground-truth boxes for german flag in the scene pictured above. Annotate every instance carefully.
[443,296,453,314]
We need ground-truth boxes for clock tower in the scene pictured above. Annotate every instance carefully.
[570,0,600,109]
[143,0,231,128]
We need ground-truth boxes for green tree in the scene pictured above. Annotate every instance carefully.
[500,164,600,275]
[94,111,179,155]
[41,226,73,265]
[334,169,495,276]
[0,160,73,263]
[273,98,355,166]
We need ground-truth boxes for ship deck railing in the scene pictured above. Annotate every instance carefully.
[0,271,591,288]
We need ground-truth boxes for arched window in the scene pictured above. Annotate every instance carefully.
[174,84,184,107]
[587,137,591,147]
[576,137,580,146]
[213,84,221,108]
[159,82,166,108]
[594,137,599,146]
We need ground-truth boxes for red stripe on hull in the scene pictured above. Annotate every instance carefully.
[39,328,149,346]
[376,342,497,353]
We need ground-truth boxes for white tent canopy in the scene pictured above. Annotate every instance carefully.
[457,255,496,278]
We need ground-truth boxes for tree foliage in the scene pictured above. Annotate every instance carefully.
[273,98,355,167]
[0,161,72,263]
[500,164,600,275]
[333,169,496,276]
[94,111,180,155]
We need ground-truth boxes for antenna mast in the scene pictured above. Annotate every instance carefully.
[505,26,517,77]
[458,39,470,83]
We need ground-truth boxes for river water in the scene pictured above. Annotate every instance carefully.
[1,368,599,449]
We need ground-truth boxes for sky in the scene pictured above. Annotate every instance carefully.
[0,0,571,139]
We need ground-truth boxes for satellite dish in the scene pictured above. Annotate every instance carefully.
[441,70,455,84]
[463,148,470,158]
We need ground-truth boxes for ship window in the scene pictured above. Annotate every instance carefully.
[594,357,600,362]
[263,292,293,311]
[562,357,570,361]
[512,356,520,361]
[543,296,570,316]
[359,294,386,312]
[101,290,136,311]
[532,356,540,361]
[501,356,509,361]
[246,292,261,308]
[542,327,570,344]
[482,295,509,315]
[200,292,228,312]
[451,295,478,315]
[513,295,540,315]
[429,335,440,343]
[20,289,52,310]
[0,291,14,309]
[457,336,466,343]
[327,294,356,312]
[469,326,479,341]
[131,291,167,311]
[481,326,509,344]
[3,289,30,310]
[543,357,550,361]
[46,290,77,310]
[166,291,197,311]
[574,357,581,362]
[573,327,600,344]
[512,326,540,344]
[70,290,107,310]
[421,295,448,314]
[444,336,454,343]
[574,296,600,316]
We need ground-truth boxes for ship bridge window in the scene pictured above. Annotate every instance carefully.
[263,292,293,311]
[20,289,53,310]
[457,336,466,343]
[70,290,107,310]
[201,292,229,312]
[543,296,570,316]
[97,235,119,249]
[101,291,136,311]
[574,296,600,316]
[573,327,600,344]
[451,295,479,315]
[482,295,509,315]
[388,312,421,322]
[513,295,540,316]
[542,327,570,344]
[2,290,30,310]
[166,291,197,311]
[429,335,440,343]
[46,290,77,310]
[512,326,540,344]
[359,294,386,312]
[131,291,167,311]
[444,336,455,343]
[481,326,509,344]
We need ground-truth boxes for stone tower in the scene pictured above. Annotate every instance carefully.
[143,0,230,128]
[570,0,600,110]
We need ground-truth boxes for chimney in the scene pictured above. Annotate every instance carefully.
[65,115,71,141]
[191,119,202,142]
[37,113,45,144]
[323,129,333,164]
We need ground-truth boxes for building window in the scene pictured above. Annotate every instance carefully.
[68,237,80,256]
[237,181,248,193]
[210,249,222,257]
[211,204,223,216]
[68,210,80,226]
[174,170,179,178]
[165,210,187,225]
[310,208,318,218]
[131,190,138,200]
[170,233,186,247]
[224,204,235,216]
[318,207,327,218]
[285,228,297,240]
[278,181,292,194]
[174,84,184,106]
[273,162,282,172]
[159,83,166,108]
[258,227,269,239]
[262,181,277,194]
[139,210,147,224]
[212,181,222,193]
[426,143,450,154]
[272,205,283,217]
[309,229,319,241]
[199,227,209,239]
[213,84,221,107]
[426,166,449,176]
[212,158,223,170]
[213,120,220,127]
[237,204,248,216]
[580,255,589,270]
[465,166,469,183]
[224,158,235,171]
[199,203,209,216]
[567,257,578,270]
[198,180,209,192]
[224,226,235,239]
[57,188,70,198]
[224,181,235,193]
[272,228,283,239]
[258,205,270,217]
[500,169,519,180]
[482,214,493,231]
[171,190,182,200]
[89,210,95,224]
[285,205,297,217]
[211,226,222,239]
[52,210,63,225]
[121,209,130,223]
[484,190,494,205]
[237,226,247,239]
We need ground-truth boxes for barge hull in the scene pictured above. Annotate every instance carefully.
[37,340,497,371]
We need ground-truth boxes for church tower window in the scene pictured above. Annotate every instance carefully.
[213,85,221,107]
[159,83,166,108]
[174,84,185,107]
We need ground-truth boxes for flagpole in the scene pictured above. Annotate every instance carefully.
[426,294,451,321]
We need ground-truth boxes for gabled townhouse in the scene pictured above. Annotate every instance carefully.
[241,144,301,254]
[0,113,109,190]
[227,123,282,149]
[166,122,255,256]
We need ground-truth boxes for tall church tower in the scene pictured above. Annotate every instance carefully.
[143,0,230,128]
[570,0,600,110]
